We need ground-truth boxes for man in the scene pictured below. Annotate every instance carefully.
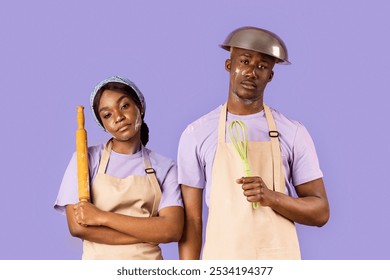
[177,26,329,260]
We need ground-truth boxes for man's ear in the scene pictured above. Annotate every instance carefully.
[225,59,231,72]
[268,71,274,82]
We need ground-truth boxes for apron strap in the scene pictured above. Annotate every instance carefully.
[263,104,283,193]
[97,139,113,174]
[218,103,228,143]
[142,146,162,217]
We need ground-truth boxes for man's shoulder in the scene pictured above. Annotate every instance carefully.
[268,106,312,146]
[268,106,302,130]
[182,105,222,136]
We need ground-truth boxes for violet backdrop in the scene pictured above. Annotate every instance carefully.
[0,0,389,259]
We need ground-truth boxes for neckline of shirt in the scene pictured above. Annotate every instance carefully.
[227,109,266,120]
[110,148,143,159]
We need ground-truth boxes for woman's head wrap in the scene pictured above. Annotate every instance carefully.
[90,76,145,127]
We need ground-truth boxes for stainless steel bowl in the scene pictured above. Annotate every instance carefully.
[220,26,290,65]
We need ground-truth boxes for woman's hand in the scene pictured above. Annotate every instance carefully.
[73,202,105,227]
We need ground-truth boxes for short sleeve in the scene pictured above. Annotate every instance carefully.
[291,124,323,186]
[177,127,205,189]
[158,161,183,211]
[54,153,79,215]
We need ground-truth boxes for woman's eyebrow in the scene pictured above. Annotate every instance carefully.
[99,95,129,113]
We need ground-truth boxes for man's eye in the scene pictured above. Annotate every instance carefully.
[258,65,266,69]
[241,59,249,64]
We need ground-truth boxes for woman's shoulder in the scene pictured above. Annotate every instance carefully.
[145,148,176,169]
[87,143,104,153]
[86,143,105,158]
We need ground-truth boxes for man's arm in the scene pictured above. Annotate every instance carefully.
[179,185,203,259]
[238,177,330,226]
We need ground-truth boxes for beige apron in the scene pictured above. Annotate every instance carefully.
[82,140,163,260]
[202,103,301,260]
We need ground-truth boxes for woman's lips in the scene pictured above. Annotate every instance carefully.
[117,124,131,132]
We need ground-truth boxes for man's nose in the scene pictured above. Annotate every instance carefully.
[243,65,257,78]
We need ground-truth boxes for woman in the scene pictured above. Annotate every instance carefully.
[54,76,183,259]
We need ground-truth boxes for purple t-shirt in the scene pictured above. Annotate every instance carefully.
[54,143,183,214]
[178,105,323,207]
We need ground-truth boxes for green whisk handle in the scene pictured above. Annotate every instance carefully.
[242,161,259,209]
[243,161,251,177]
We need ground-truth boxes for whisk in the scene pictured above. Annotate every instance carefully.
[228,120,259,209]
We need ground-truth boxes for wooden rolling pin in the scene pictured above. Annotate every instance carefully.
[76,106,90,202]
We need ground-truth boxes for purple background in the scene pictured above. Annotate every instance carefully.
[1,0,389,260]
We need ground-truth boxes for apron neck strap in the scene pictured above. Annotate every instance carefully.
[218,103,228,143]
[142,147,162,217]
[97,139,113,174]
[263,104,283,193]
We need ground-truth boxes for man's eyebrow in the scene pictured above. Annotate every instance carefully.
[99,95,129,113]
[239,53,272,64]
[240,53,252,57]
[260,58,272,64]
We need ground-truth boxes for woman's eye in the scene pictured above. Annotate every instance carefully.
[121,103,129,110]
[103,113,111,119]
